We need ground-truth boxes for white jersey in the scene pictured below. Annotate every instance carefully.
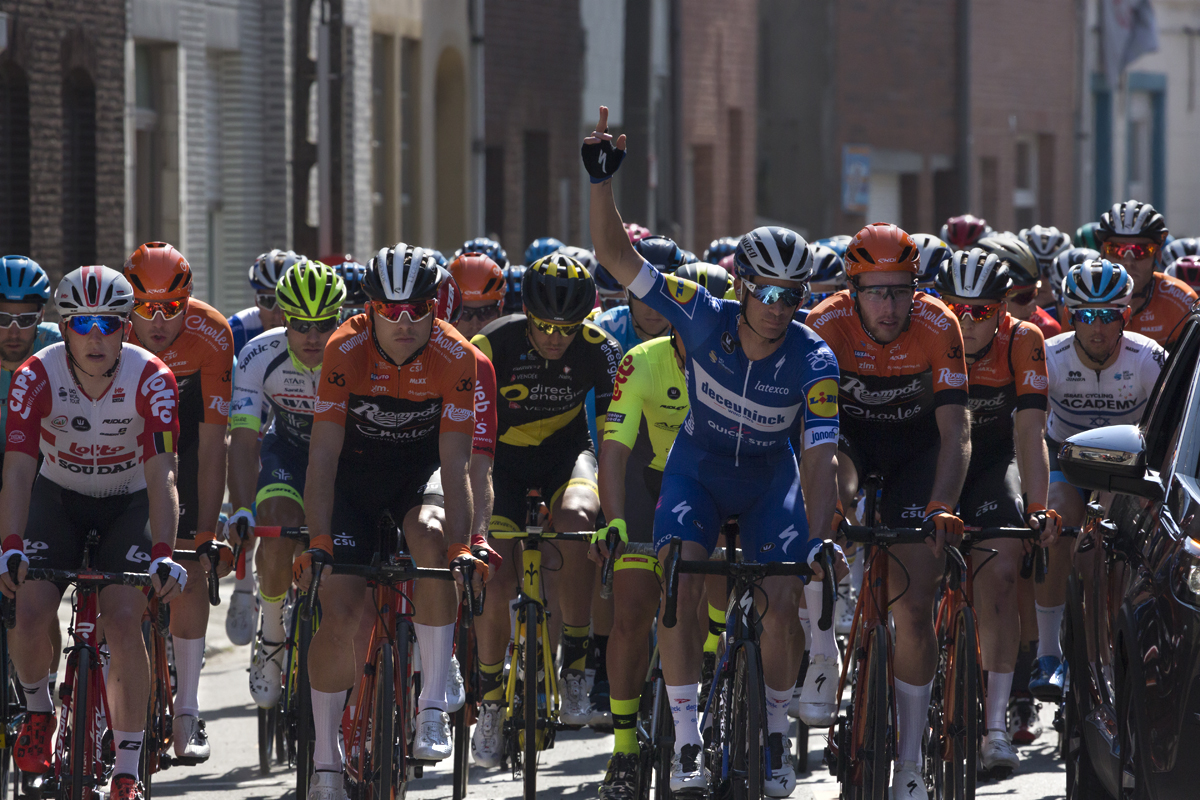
[1044,330,1166,442]
[4,343,180,497]
[229,329,321,446]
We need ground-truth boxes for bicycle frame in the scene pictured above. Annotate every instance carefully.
[503,537,560,742]
[53,582,112,799]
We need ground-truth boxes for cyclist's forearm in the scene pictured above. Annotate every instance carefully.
[303,421,345,543]
[1014,408,1050,509]
[468,456,494,544]
[226,427,261,512]
[930,404,971,509]
[598,439,632,523]
[0,451,37,545]
[589,179,642,287]
[440,432,474,546]
[145,453,180,549]
[800,442,838,541]
[196,422,228,536]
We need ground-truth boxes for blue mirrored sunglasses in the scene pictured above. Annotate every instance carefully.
[65,315,124,336]
[1071,308,1124,326]
[742,279,807,307]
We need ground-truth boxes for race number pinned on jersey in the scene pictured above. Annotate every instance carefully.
[806,379,839,418]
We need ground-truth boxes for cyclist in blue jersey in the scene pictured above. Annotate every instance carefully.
[0,256,60,472]
[585,107,843,797]
[228,250,306,354]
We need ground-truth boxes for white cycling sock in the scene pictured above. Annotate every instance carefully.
[764,684,794,735]
[414,622,454,712]
[172,636,204,718]
[112,730,143,777]
[987,671,1013,732]
[1035,604,1065,660]
[797,607,812,650]
[234,540,257,593]
[666,683,702,753]
[894,678,932,765]
[804,580,839,661]
[260,593,286,647]
[311,688,346,772]
[20,674,53,713]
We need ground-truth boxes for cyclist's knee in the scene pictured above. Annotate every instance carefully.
[315,584,364,633]
[14,582,59,635]
[257,496,304,527]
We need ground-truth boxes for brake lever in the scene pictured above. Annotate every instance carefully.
[817,543,836,632]
[600,530,619,600]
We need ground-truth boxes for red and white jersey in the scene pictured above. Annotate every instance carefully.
[5,343,180,497]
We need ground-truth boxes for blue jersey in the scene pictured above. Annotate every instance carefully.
[593,305,642,355]
[228,306,264,356]
[1,323,63,446]
[628,263,840,466]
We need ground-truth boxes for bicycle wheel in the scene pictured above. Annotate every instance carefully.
[370,642,396,800]
[522,609,540,800]
[944,609,979,800]
[1,617,12,800]
[857,625,891,800]
[257,706,276,774]
[727,644,765,800]
[395,617,415,790]
[295,599,315,800]
[451,616,474,800]
[651,672,674,800]
[68,648,92,800]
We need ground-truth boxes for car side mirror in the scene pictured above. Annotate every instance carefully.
[1058,424,1165,502]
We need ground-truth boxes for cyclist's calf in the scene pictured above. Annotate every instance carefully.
[759,575,804,689]
[255,496,305,598]
[9,580,62,679]
[890,544,942,683]
[309,574,370,692]
[657,540,708,686]
[97,584,151,731]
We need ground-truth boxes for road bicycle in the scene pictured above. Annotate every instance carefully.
[661,529,835,800]
[490,491,593,800]
[451,557,486,800]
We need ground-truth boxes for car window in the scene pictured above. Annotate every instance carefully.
[1150,318,1200,476]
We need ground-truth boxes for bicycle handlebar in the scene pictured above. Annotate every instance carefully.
[173,548,220,607]
[488,529,593,542]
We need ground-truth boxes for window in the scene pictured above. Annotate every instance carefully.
[0,59,31,255]
[1128,91,1153,203]
[62,68,97,269]
[1013,139,1036,230]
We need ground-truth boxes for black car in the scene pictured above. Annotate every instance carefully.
[1058,315,1200,799]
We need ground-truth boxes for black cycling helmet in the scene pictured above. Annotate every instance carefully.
[702,237,739,265]
[1098,200,1168,243]
[633,235,688,272]
[522,253,596,323]
[674,262,733,299]
[455,237,509,270]
[975,233,1039,286]
[934,249,1012,301]
[364,243,444,302]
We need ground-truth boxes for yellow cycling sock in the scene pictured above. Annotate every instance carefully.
[562,624,591,672]
[480,660,505,702]
[611,697,641,755]
[704,604,726,653]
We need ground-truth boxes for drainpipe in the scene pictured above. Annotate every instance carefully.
[957,0,971,213]
[469,0,486,237]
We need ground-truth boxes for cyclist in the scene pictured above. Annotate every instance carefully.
[0,256,60,477]
[229,250,306,355]
[594,235,687,354]
[335,260,368,319]
[933,249,1059,777]
[1171,255,1200,292]
[624,222,651,244]
[455,237,509,270]
[584,106,844,797]
[594,262,627,311]
[293,244,484,800]
[501,264,527,316]
[910,234,953,294]
[448,253,507,339]
[1037,260,1164,702]
[1019,226,1073,307]
[1074,221,1102,251]
[1161,237,1200,273]
[470,252,622,736]
[1096,200,1197,347]
[124,242,233,763]
[702,236,739,265]
[940,214,992,250]
[809,222,971,800]
[526,237,566,266]
[976,234,1062,339]
[1,266,185,800]
[225,261,346,708]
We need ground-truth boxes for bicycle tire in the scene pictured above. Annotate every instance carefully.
[69,647,92,800]
[859,625,891,800]
[395,617,415,793]
[295,599,315,800]
[1,619,12,800]
[451,618,473,800]
[650,674,672,800]
[371,641,396,800]
[257,706,274,774]
[945,609,979,800]
[728,644,765,800]
[522,609,540,800]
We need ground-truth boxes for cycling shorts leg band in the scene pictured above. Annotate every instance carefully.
[613,552,663,580]
[255,483,305,509]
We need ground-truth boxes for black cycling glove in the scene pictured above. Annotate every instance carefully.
[581,136,626,184]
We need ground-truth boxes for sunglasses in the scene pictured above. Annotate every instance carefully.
[287,316,339,334]
[742,279,807,307]
[529,316,584,337]
[460,303,503,322]
[133,299,187,320]
[1101,241,1158,260]
[947,302,1002,322]
[256,293,279,310]
[854,283,916,303]
[372,298,436,323]
[65,315,125,336]
[0,311,41,329]
[1071,308,1125,326]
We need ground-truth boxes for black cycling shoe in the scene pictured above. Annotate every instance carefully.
[598,751,641,800]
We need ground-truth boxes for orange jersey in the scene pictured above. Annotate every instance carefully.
[315,315,476,466]
[127,298,233,442]
[1128,272,1197,346]
[808,291,968,440]
[965,314,1047,453]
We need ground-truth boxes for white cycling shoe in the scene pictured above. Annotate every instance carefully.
[891,761,928,800]
[764,733,796,797]
[225,589,257,647]
[796,653,840,726]
[981,730,1020,777]
[446,656,466,713]
[412,708,452,761]
[668,743,708,793]
[471,701,503,768]
[559,669,595,726]
[248,638,284,708]
[307,770,349,800]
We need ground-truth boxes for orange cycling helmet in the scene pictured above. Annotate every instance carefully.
[124,242,193,301]
[448,253,506,303]
[844,223,920,278]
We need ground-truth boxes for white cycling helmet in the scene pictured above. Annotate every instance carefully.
[1061,259,1134,308]
[733,226,813,282]
[55,266,136,317]
[250,249,308,292]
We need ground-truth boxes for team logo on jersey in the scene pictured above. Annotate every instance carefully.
[806,379,839,418]
[667,387,681,400]
[112,387,126,403]
[720,332,736,354]
[500,384,529,402]
[51,415,68,430]
[1023,373,1050,391]
[7,430,24,445]
[662,276,698,307]
[72,417,90,432]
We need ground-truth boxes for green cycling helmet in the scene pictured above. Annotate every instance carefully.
[275,260,347,320]
[1074,222,1102,251]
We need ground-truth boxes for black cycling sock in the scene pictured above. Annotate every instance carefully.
[479,660,505,702]
[562,625,591,673]
[593,634,610,684]
[1013,640,1037,693]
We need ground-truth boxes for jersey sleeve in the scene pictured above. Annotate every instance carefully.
[627,262,722,351]
[471,346,498,459]
[926,310,969,407]
[313,331,355,427]
[135,359,181,459]
[799,338,841,450]
[1011,322,1049,411]
[1140,338,1168,390]
[603,350,647,450]
[583,323,623,419]
[438,343,478,437]
[200,311,234,425]
[4,356,52,457]
[229,337,271,432]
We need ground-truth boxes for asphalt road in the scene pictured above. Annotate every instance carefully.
[65,577,1067,799]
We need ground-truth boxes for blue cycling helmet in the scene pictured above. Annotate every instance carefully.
[814,235,852,258]
[525,237,565,267]
[425,249,448,268]
[456,237,509,270]
[0,256,52,304]
[336,261,368,306]
[702,237,739,264]
[808,244,845,284]
[1062,258,1134,308]
[502,264,526,315]
[633,235,687,272]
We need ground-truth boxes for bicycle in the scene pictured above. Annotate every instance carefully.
[489,492,593,800]
[451,558,486,800]
[661,530,835,800]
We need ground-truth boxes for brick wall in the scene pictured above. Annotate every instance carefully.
[1,0,126,282]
